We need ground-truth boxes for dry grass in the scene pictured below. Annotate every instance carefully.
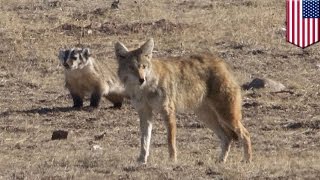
[1,0,320,179]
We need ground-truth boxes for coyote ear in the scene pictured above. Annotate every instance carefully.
[58,49,69,62]
[82,48,91,59]
[115,42,128,58]
[140,38,154,57]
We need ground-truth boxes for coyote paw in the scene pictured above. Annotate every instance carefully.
[241,158,252,163]
[169,156,177,163]
[137,156,147,164]
[215,158,226,164]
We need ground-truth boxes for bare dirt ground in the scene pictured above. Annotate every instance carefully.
[0,0,320,179]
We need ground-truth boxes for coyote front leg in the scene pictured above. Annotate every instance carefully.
[137,105,153,164]
[162,105,177,162]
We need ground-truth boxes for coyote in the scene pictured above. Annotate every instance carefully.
[115,39,252,164]
[58,47,124,108]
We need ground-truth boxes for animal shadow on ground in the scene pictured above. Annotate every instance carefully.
[0,106,75,117]
[0,105,120,117]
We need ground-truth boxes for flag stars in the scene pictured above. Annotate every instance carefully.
[303,0,320,18]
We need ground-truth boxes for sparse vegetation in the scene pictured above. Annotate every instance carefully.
[0,0,319,179]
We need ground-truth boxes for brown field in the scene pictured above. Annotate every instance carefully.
[1,0,320,179]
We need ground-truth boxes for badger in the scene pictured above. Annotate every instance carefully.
[58,47,125,108]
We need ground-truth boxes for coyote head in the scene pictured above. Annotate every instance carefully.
[115,39,154,86]
[58,48,91,70]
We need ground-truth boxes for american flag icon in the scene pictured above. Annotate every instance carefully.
[286,0,320,48]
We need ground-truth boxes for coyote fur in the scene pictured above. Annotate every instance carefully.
[59,47,124,108]
[115,39,252,164]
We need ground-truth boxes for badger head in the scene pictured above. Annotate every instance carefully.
[58,48,91,70]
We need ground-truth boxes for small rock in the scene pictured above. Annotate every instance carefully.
[44,0,61,7]
[92,145,103,151]
[243,78,286,92]
[94,132,106,140]
[111,0,120,9]
[243,101,260,108]
[89,22,102,29]
[92,8,108,15]
[283,122,303,129]
[196,160,204,166]
[292,144,300,148]
[51,130,68,140]
[173,166,183,171]
[14,143,22,149]
[206,168,221,176]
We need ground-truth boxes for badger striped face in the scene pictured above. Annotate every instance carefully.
[58,48,91,70]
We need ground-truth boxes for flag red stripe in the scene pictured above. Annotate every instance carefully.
[313,18,316,43]
[292,0,295,44]
[302,13,305,48]
[286,0,289,41]
[316,19,318,42]
[297,1,301,46]
[319,19,320,42]
[307,18,310,46]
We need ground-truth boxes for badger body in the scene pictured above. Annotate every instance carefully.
[59,48,124,108]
